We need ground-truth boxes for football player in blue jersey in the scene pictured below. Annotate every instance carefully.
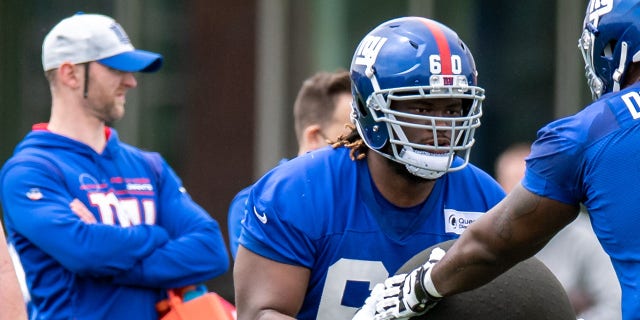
[0,13,229,319]
[359,1,640,319]
[227,70,353,259]
[234,17,505,319]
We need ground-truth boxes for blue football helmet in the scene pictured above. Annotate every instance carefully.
[350,17,484,179]
[579,0,640,100]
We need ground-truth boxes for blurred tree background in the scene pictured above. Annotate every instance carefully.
[0,0,590,303]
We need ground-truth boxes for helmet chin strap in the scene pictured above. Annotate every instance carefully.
[399,147,451,179]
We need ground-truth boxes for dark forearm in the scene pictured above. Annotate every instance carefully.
[430,218,522,296]
[431,185,579,296]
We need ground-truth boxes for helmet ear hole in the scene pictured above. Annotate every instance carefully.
[603,41,615,58]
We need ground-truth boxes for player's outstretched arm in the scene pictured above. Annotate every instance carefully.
[431,184,579,296]
[355,185,580,319]
[234,246,308,320]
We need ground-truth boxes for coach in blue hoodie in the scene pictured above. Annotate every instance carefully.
[0,12,229,319]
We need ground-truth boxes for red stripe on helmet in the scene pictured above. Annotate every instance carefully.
[421,19,452,75]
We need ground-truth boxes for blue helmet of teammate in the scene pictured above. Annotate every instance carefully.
[350,17,484,179]
[579,0,640,100]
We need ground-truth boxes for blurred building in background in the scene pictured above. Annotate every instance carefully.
[0,0,590,302]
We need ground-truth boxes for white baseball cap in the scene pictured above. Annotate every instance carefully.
[42,12,163,72]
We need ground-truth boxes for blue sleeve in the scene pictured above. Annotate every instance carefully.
[238,170,317,268]
[522,118,584,205]
[112,157,229,288]
[239,200,316,268]
[227,186,251,260]
[1,162,170,277]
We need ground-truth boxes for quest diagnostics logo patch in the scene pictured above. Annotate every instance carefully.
[444,209,483,235]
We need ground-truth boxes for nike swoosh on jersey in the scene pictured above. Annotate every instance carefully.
[253,206,268,224]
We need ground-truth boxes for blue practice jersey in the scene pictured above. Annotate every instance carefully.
[0,125,229,320]
[239,146,505,319]
[522,82,640,319]
[228,158,288,259]
[228,185,251,260]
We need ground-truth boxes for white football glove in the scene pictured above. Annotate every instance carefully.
[373,248,446,320]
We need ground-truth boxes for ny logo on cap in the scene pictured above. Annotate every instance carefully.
[109,23,131,45]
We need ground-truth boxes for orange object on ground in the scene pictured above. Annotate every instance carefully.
[156,287,236,320]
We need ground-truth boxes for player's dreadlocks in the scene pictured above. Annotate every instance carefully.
[330,123,368,160]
